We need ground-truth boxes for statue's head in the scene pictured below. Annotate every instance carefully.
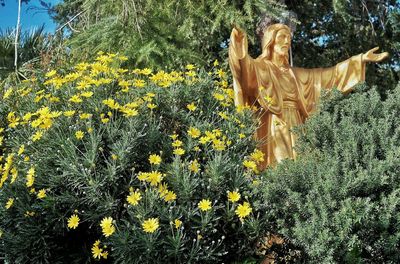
[261,23,291,62]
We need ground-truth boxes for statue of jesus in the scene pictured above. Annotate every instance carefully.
[229,23,389,168]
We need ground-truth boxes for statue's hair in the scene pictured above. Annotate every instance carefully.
[260,23,291,60]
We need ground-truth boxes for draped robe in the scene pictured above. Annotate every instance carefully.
[229,32,366,167]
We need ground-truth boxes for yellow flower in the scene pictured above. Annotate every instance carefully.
[3,88,13,99]
[5,198,14,209]
[147,171,163,186]
[148,154,162,165]
[75,130,84,140]
[199,136,211,144]
[174,219,182,229]
[243,160,257,172]
[187,127,201,138]
[169,133,178,140]
[198,199,212,212]
[64,110,75,117]
[164,190,176,202]
[68,214,80,229]
[118,80,131,89]
[45,70,57,78]
[147,103,157,110]
[213,93,225,101]
[24,211,35,217]
[26,167,35,187]
[250,149,265,163]
[91,240,103,259]
[18,145,25,155]
[189,159,200,173]
[126,189,142,206]
[185,71,196,77]
[157,182,169,198]
[37,189,47,199]
[239,133,246,139]
[142,218,159,233]
[173,148,185,156]
[212,139,226,151]
[10,167,18,184]
[235,202,252,220]
[120,107,139,117]
[103,98,120,110]
[81,91,94,98]
[186,102,197,111]
[263,95,274,104]
[7,112,20,128]
[111,154,118,160]
[134,79,146,88]
[31,130,43,142]
[79,113,92,120]
[141,68,152,75]
[137,172,149,181]
[22,112,33,122]
[101,250,109,259]
[186,64,195,70]
[172,140,183,147]
[216,69,225,78]
[213,59,219,67]
[100,217,115,237]
[68,95,83,103]
[227,191,241,203]
[218,111,229,120]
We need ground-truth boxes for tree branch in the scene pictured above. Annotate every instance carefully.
[56,10,85,33]
[14,0,22,71]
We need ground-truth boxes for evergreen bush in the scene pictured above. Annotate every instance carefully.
[259,83,400,263]
[0,53,266,263]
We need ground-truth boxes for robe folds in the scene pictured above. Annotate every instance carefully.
[229,32,366,167]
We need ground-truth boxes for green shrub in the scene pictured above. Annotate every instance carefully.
[259,84,400,263]
[0,53,265,263]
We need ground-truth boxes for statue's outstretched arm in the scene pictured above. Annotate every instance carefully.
[230,26,248,59]
[361,47,389,63]
[229,26,257,106]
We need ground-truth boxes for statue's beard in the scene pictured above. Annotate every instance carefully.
[277,53,289,66]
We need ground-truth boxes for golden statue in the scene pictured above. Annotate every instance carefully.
[229,23,389,168]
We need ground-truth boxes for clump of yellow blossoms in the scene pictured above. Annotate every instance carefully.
[91,240,108,260]
[0,52,260,262]
[100,217,115,237]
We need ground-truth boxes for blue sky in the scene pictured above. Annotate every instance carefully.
[0,0,61,33]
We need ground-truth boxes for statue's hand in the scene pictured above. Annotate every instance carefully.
[230,24,248,59]
[362,47,389,63]
[232,24,245,43]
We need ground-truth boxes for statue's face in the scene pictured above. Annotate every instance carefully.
[273,28,291,57]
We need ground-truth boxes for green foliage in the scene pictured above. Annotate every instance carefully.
[0,26,64,83]
[259,83,400,263]
[285,0,400,91]
[0,54,266,263]
[51,0,285,69]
